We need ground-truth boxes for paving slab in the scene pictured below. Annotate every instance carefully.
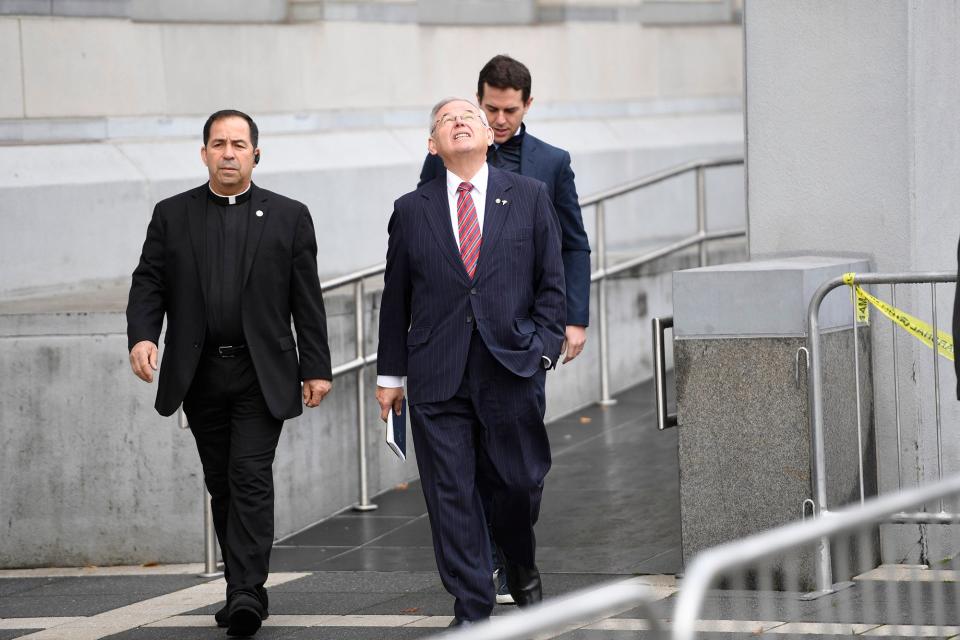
[268,571,442,594]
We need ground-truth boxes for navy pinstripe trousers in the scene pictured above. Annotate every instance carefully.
[410,330,551,621]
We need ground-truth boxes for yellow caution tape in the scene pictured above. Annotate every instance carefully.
[842,273,954,361]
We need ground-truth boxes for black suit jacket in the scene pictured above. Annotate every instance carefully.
[126,183,332,420]
[419,131,591,326]
[378,166,566,405]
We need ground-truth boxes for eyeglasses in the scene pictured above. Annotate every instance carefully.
[434,110,481,130]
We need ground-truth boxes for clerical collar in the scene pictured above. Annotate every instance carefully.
[494,122,526,150]
[207,184,252,206]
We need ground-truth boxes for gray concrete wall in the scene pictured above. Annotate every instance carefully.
[128,0,288,22]
[0,16,741,121]
[1,0,739,24]
[743,0,960,565]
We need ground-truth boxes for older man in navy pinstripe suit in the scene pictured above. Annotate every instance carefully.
[376,97,565,625]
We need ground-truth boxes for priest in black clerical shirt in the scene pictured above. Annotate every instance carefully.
[203,186,251,348]
[127,109,332,638]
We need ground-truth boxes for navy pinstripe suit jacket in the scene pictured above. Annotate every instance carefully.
[378,165,566,405]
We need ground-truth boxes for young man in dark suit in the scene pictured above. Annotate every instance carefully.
[419,53,592,605]
[376,97,566,625]
[127,109,332,638]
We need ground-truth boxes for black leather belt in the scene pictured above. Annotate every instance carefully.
[206,344,247,358]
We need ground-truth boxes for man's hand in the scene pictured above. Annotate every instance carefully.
[376,385,405,422]
[129,340,159,382]
[303,379,332,408]
[561,325,587,364]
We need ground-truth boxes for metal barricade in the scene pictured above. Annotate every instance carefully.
[673,473,960,640]
[433,477,960,639]
[805,272,958,595]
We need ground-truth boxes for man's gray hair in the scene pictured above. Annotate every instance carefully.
[429,97,488,135]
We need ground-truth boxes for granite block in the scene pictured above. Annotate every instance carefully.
[674,327,876,588]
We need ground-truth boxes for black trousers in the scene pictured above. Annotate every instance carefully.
[410,332,551,621]
[183,350,282,603]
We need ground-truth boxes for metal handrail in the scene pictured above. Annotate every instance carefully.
[321,262,386,291]
[590,228,745,283]
[319,160,746,289]
[578,155,744,207]
[805,271,957,595]
[653,316,676,430]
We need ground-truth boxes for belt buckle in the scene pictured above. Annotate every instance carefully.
[218,345,235,358]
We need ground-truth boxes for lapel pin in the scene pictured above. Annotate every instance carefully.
[255,210,264,217]
[500,199,509,206]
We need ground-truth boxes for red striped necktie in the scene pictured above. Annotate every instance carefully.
[456,181,481,279]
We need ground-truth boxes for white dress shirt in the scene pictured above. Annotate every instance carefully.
[377,165,489,389]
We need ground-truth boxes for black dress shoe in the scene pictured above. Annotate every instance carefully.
[505,562,542,607]
[226,592,265,637]
[216,588,269,628]
[215,604,228,628]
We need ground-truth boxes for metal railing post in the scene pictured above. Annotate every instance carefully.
[595,200,616,406]
[890,284,903,490]
[696,166,708,267]
[180,407,222,577]
[353,279,377,512]
[851,285,866,505]
[200,489,221,577]
[930,284,945,512]
[807,281,836,595]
